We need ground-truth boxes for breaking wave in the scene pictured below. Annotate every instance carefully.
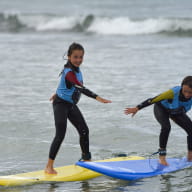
[1,12,192,36]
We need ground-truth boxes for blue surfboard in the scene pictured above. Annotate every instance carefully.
[76,158,192,180]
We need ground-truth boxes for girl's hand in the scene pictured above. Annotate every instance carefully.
[124,107,139,117]
[49,93,56,102]
[96,96,112,103]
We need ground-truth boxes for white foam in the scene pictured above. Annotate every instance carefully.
[36,17,77,31]
[2,13,192,35]
[87,17,192,35]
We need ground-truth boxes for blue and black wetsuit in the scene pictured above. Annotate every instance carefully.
[49,62,97,161]
[136,86,192,153]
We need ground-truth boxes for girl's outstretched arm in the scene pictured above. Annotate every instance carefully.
[96,96,112,103]
[124,107,139,117]
[124,89,174,117]
[66,71,111,102]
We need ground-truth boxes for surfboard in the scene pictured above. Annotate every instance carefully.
[0,156,144,187]
[76,157,192,181]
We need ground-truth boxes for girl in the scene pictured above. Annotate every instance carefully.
[124,76,192,165]
[45,43,111,174]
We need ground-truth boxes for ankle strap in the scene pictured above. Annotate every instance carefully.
[158,149,166,156]
[79,152,91,161]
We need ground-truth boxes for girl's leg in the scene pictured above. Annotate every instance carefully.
[171,113,192,161]
[45,159,56,174]
[154,104,171,165]
[68,105,91,160]
[45,101,69,174]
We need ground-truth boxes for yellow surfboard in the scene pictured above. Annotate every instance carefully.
[0,156,144,187]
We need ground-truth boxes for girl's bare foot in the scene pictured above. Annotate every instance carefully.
[187,150,192,161]
[45,167,57,174]
[159,156,169,166]
[45,159,57,174]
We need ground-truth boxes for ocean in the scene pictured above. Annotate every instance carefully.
[0,0,192,191]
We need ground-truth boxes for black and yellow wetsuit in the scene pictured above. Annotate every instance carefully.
[136,87,192,153]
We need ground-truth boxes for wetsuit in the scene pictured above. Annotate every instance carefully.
[136,86,192,153]
[49,62,97,161]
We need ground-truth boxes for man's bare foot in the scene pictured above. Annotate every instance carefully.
[45,167,57,174]
[187,150,192,161]
[159,156,169,166]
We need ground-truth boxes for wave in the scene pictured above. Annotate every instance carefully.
[88,17,192,36]
[1,12,192,36]
[0,13,26,32]
[0,13,94,33]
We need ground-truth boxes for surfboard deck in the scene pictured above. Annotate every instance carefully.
[0,156,144,187]
[76,157,192,181]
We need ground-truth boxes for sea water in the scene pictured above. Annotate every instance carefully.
[0,0,192,191]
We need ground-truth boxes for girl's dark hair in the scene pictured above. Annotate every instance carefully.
[181,76,192,89]
[67,42,84,56]
[60,43,84,75]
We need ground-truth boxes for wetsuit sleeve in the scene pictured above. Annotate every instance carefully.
[65,71,98,99]
[136,89,174,110]
[74,84,98,99]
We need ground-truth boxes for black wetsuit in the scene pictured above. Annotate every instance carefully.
[137,88,192,153]
[49,95,90,160]
[154,103,192,150]
[49,63,97,160]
